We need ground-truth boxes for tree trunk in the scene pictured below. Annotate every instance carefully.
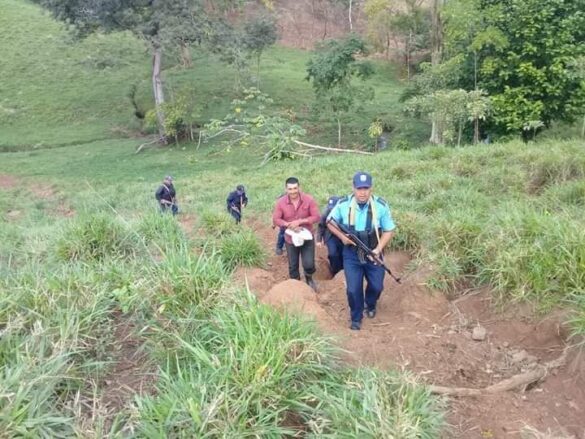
[582,115,585,138]
[457,122,462,147]
[152,47,166,142]
[337,117,342,147]
[348,0,353,31]
[257,55,261,90]
[429,0,444,145]
[474,117,480,144]
[180,41,192,68]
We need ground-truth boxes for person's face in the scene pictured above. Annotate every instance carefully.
[353,186,372,203]
[164,178,172,185]
[286,183,300,199]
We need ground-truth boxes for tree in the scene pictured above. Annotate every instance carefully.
[364,0,430,78]
[448,0,585,137]
[243,15,278,89]
[567,56,585,138]
[406,88,491,146]
[467,89,491,144]
[429,0,445,144]
[34,0,238,142]
[207,14,278,91]
[306,35,374,146]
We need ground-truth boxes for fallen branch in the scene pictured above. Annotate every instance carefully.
[135,137,160,154]
[429,345,570,397]
[293,140,373,155]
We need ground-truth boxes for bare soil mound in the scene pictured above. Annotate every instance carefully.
[261,279,337,330]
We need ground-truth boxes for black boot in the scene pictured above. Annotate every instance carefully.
[305,274,318,292]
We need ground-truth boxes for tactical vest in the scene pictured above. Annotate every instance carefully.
[348,202,380,250]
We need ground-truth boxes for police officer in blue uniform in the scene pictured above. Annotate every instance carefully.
[327,172,396,330]
[317,196,344,277]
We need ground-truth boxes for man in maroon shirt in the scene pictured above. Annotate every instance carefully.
[272,177,321,291]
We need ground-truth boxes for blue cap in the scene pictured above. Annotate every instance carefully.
[353,171,372,189]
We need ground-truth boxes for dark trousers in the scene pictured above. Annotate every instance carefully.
[285,240,316,280]
[228,207,242,224]
[325,236,344,276]
[276,227,286,250]
[343,246,385,323]
[161,203,178,216]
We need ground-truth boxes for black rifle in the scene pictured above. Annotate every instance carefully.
[328,218,401,283]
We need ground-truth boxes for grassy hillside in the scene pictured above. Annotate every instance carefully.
[0,0,426,150]
[2,0,585,436]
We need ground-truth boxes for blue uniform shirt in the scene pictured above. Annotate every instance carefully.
[327,194,396,232]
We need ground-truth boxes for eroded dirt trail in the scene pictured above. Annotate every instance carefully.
[237,220,585,439]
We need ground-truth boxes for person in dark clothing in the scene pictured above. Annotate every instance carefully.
[273,193,286,255]
[226,184,248,224]
[155,175,178,215]
[317,196,344,277]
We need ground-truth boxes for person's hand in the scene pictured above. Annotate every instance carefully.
[316,241,324,248]
[341,236,355,246]
[288,220,301,230]
[368,247,383,264]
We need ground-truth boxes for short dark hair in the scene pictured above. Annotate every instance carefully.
[285,177,299,186]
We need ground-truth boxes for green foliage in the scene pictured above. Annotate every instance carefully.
[406,88,490,145]
[243,15,278,63]
[448,0,585,136]
[203,88,306,163]
[219,229,265,269]
[307,34,375,144]
[55,214,139,262]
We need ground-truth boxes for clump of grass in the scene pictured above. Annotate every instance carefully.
[149,249,229,316]
[526,155,585,194]
[0,264,122,436]
[55,214,139,262]
[200,210,238,237]
[389,211,424,253]
[476,207,585,308]
[136,293,333,436]
[305,368,445,438]
[542,180,585,206]
[219,228,265,269]
[136,211,187,253]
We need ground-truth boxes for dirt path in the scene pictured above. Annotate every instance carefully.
[236,220,585,439]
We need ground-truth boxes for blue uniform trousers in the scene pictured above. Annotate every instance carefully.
[343,246,385,323]
[326,236,344,276]
[276,227,286,250]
